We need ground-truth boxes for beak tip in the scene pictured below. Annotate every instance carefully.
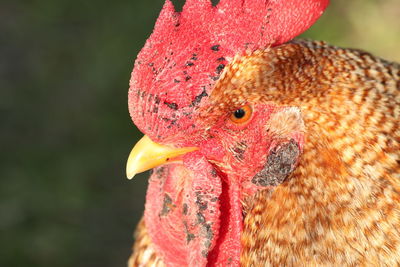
[126,170,135,180]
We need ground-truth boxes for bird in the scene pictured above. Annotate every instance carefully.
[125,0,400,266]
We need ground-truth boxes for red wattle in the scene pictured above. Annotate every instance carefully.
[144,152,244,266]
[207,178,243,266]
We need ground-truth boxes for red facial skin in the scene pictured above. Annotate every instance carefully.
[144,104,304,266]
[129,0,328,265]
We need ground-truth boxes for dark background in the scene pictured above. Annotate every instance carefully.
[1,0,398,266]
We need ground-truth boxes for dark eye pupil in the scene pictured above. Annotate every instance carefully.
[234,108,245,119]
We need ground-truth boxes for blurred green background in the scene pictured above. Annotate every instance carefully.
[1,0,399,266]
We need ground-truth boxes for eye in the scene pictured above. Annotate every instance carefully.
[229,105,253,124]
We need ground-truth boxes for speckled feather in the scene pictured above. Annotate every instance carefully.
[239,40,400,266]
[129,40,400,266]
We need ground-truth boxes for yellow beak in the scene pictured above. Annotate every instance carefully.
[126,135,198,179]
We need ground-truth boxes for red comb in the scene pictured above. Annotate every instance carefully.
[129,0,329,141]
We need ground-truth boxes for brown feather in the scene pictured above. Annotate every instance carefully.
[129,219,165,267]
[239,40,400,265]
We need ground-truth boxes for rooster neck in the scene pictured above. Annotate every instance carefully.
[240,41,400,264]
[241,126,400,264]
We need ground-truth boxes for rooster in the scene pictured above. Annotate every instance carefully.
[125,0,400,266]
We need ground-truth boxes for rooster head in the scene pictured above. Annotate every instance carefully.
[127,0,329,265]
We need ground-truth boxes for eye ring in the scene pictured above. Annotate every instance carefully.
[229,105,253,124]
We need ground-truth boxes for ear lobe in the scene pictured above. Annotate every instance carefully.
[252,139,300,187]
[265,106,305,138]
[251,107,304,187]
